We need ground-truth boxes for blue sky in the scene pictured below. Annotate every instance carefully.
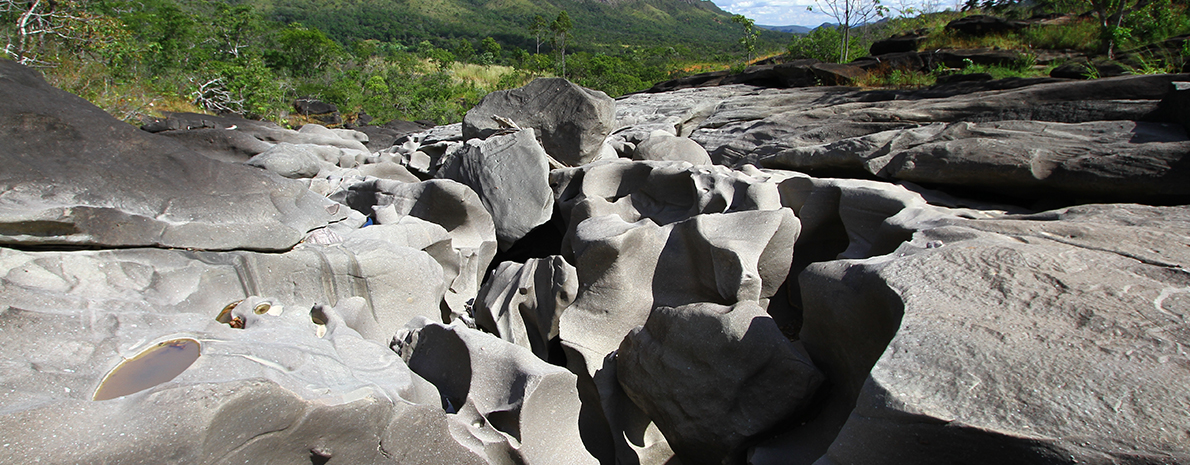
[710,0,960,28]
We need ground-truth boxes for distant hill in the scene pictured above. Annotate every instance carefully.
[757,24,813,34]
[246,0,789,52]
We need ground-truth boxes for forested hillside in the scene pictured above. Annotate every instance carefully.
[0,0,787,126]
[254,0,778,52]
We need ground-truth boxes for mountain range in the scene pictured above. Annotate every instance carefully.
[243,0,789,52]
[757,24,813,34]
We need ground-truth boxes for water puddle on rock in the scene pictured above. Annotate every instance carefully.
[92,338,201,401]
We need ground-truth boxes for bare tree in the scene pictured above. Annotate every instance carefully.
[2,0,80,65]
[808,0,887,62]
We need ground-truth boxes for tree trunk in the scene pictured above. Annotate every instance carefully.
[841,24,851,63]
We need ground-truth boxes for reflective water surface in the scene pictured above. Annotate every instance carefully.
[92,338,201,401]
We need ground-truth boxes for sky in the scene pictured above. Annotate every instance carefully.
[710,0,960,28]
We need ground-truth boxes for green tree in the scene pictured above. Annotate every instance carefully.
[528,14,548,54]
[481,36,501,56]
[808,0,886,62]
[1,0,128,66]
[267,23,341,77]
[731,14,758,64]
[1079,0,1169,58]
[452,38,474,62]
[787,25,867,63]
[550,11,572,78]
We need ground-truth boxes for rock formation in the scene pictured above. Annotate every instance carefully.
[2,59,1189,465]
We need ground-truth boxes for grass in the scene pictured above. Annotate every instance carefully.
[857,68,937,88]
[44,58,203,123]
[448,62,519,88]
[919,29,1030,51]
[1019,18,1100,52]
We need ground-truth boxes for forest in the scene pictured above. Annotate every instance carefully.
[2,0,1187,127]
[0,0,787,125]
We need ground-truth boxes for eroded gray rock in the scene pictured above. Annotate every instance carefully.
[473,256,578,360]
[0,60,344,251]
[0,244,507,463]
[753,204,1190,464]
[437,129,555,250]
[617,301,824,465]
[463,78,615,166]
[632,130,713,165]
[558,207,800,464]
[330,178,498,321]
[395,319,599,465]
[246,142,339,179]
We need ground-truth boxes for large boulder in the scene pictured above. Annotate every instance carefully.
[329,178,498,320]
[752,204,1190,464]
[617,301,825,465]
[473,256,578,360]
[869,33,926,56]
[462,78,615,166]
[395,319,599,465]
[436,129,555,250]
[0,60,344,251]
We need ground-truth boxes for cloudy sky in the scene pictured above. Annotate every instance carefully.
[710,0,959,27]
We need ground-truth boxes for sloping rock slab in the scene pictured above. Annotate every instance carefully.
[763,119,1190,202]
[0,60,343,250]
[0,244,507,463]
[797,204,1190,464]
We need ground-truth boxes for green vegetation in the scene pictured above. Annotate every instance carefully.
[1,0,787,126]
[732,14,758,64]
[787,0,1188,90]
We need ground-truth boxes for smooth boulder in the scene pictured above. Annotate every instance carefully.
[617,301,825,465]
[437,129,555,250]
[463,78,615,166]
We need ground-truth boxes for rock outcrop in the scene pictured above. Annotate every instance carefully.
[3,60,1189,465]
[463,78,615,166]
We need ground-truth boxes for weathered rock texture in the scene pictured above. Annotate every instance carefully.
[795,204,1190,464]
[463,78,615,166]
[0,60,344,251]
[619,73,1190,203]
[618,301,824,464]
[436,129,555,250]
[4,61,1190,465]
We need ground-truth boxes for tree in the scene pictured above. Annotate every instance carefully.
[1081,0,1154,58]
[1,0,119,66]
[268,23,341,77]
[481,36,501,56]
[528,14,548,54]
[731,14,758,64]
[550,11,572,78]
[808,0,886,63]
